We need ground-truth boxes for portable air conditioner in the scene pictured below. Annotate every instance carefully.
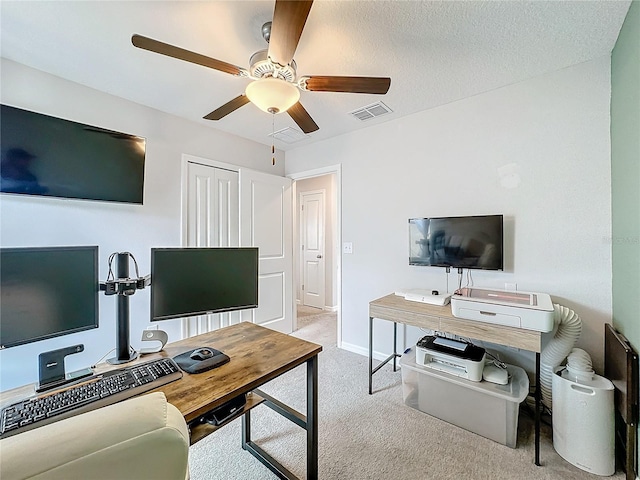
[552,368,615,476]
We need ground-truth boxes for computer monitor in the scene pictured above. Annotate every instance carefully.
[150,247,259,322]
[0,246,99,349]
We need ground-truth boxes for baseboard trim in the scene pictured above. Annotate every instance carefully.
[340,341,395,364]
[296,303,337,312]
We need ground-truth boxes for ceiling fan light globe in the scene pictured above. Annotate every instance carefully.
[245,77,300,114]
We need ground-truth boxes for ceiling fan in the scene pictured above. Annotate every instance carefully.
[131,0,391,134]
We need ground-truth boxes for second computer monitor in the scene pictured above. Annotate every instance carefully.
[150,247,259,322]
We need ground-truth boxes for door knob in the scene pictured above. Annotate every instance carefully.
[316,255,322,259]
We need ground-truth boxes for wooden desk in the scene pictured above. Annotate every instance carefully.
[2,322,322,480]
[369,294,542,465]
[152,321,322,480]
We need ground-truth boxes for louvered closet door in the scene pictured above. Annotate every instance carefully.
[184,161,239,337]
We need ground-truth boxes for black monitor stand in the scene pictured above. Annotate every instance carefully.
[109,253,137,364]
[100,252,149,365]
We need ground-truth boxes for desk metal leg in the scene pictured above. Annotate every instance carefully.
[307,355,318,480]
[393,322,398,371]
[369,318,401,394]
[242,355,319,480]
[242,408,251,447]
[535,352,541,466]
[369,316,373,394]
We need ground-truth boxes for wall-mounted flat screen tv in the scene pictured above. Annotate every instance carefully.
[409,215,503,270]
[0,104,145,204]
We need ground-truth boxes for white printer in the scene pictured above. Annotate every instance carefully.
[415,335,486,382]
[451,287,554,333]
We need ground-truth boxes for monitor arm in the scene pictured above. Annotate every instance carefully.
[99,252,150,365]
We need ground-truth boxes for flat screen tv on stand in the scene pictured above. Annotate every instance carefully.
[150,247,259,373]
[150,247,259,321]
[0,246,99,391]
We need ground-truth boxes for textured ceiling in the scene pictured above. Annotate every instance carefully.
[0,1,631,151]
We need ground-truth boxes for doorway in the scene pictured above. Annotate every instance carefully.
[300,189,326,309]
[289,165,341,347]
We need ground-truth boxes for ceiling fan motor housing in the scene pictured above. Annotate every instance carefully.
[249,49,297,82]
[261,21,272,43]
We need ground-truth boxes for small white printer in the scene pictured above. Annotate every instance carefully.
[415,335,486,382]
[451,287,554,332]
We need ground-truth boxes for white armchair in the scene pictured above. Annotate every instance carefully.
[0,392,189,480]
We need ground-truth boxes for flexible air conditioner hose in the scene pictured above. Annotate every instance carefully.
[565,347,594,382]
[540,304,582,409]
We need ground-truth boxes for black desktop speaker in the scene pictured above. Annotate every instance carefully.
[173,348,230,374]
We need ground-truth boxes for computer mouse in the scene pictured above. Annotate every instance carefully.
[190,348,214,361]
[483,364,508,385]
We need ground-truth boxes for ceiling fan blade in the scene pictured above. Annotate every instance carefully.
[203,95,251,120]
[132,34,243,76]
[303,76,391,94]
[268,0,313,67]
[287,101,319,134]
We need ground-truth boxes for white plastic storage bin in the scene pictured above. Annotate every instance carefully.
[401,349,529,448]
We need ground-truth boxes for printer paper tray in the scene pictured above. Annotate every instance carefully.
[423,361,469,379]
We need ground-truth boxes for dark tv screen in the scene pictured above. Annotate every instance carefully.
[0,246,99,349]
[409,215,503,270]
[0,104,145,204]
[150,247,259,322]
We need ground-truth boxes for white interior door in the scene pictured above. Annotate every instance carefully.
[239,168,293,333]
[301,190,325,309]
[184,161,239,337]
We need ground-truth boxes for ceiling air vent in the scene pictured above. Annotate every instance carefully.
[269,126,308,144]
[349,101,392,121]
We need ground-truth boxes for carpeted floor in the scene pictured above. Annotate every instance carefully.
[188,311,623,479]
[297,305,327,319]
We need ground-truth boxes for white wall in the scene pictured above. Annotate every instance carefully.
[285,57,613,376]
[0,59,283,391]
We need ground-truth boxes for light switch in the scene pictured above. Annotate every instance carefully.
[343,242,353,254]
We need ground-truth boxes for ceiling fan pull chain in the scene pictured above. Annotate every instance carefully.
[271,113,276,166]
